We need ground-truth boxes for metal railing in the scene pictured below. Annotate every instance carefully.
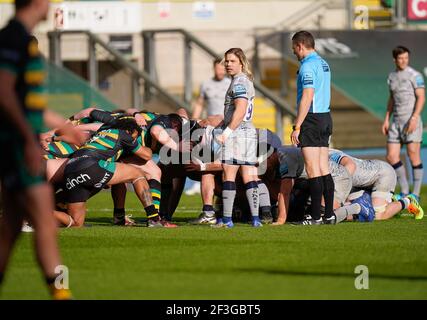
[142,29,295,137]
[47,30,190,112]
[48,28,295,137]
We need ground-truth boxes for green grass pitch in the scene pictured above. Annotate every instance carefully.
[1,188,427,300]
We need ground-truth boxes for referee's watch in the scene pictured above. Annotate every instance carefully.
[292,125,300,131]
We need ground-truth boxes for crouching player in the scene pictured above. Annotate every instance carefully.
[271,146,369,225]
[59,117,175,227]
[329,149,423,220]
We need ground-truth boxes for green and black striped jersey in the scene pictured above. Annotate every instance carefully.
[0,19,47,135]
[44,140,79,160]
[72,128,142,162]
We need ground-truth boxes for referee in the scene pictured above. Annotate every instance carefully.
[290,31,335,225]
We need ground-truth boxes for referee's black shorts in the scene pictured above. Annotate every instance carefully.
[299,112,332,148]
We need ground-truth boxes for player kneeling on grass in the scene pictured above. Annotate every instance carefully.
[58,117,176,227]
[329,149,423,221]
[270,146,368,225]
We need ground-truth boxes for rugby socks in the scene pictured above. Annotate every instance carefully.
[308,177,323,220]
[202,204,215,217]
[392,161,409,195]
[412,163,423,197]
[145,204,160,221]
[321,174,335,218]
[398,197,411,211]
[112,183,127,223]
[160,183,172,219]
[148,179,162,211]
[245,181,259,218]
[257,181,271,215]
[222,181,236,222]
[113,208,125,222]
[334,203,361,223]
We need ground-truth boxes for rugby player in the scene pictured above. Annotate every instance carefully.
[270,146,372,225]
[0,0,73,299]
[59,117,174,227]
[213,48,261,228]
[329,149,424,220]
[382,46,425,201]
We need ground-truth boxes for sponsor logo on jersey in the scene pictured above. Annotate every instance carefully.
[416,75,425,87]
[302,72,314,86]
[66,173,91,190]
[234,84,247,97]
[322,61,330,72]
[94,172,112,188]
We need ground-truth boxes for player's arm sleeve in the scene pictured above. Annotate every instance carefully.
[199,82,207,99]
[89,109,115,124]
[151,116,168,130]
[299,64,315,89]
[386,74,391,88]
[411,73,425,89]
[131,142,142,153]
[287,162,298,178]
[232,81,249,100]
[279,160,298,179]
[119,131,141,153]
[329,152,344,164]
[136,135,144,147]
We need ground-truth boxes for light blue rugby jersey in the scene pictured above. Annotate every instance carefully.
[296,51,331,113]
